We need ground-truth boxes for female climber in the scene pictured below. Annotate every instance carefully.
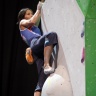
[17,1,58,75]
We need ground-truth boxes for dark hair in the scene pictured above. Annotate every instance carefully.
[17,8,33,24]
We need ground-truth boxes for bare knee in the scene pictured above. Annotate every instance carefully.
[34,91,41,96]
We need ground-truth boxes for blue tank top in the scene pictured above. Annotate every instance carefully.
[20,26,41,46]
[31,26,42,35]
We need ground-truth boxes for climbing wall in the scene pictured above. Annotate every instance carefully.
[41,0,85,96]
[77,0,96,96]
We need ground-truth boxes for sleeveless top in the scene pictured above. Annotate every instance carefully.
[20,26,41,46]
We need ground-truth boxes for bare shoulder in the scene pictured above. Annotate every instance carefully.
[19,19,34,30]
[19,19,27,30]
[20,19,27,25]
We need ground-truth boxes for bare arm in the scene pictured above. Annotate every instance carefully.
[20,10,41,28]
[20,1,43,28]
[35,0,45,26]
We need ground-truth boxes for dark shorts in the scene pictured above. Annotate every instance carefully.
[31,32,58,92]
[31,32,58,59]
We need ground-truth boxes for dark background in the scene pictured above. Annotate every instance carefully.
[0,0,42,96]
